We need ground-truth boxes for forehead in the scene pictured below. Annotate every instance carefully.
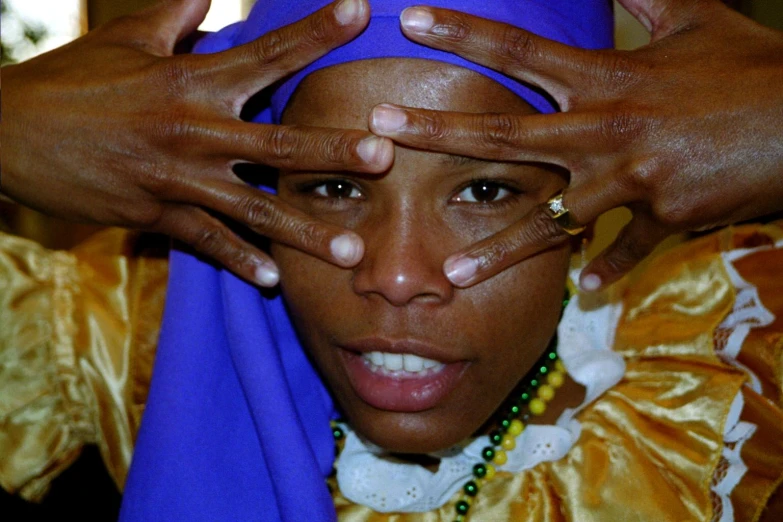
[281,58,537,129]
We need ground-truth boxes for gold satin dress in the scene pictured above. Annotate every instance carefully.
[1,224,781,521]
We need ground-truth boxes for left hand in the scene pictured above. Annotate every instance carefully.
[369,0,783,291]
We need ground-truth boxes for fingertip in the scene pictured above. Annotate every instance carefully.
[356,136,394,171]
[330,233,364,266]
[400,6,434,34]
[334,0,369,27]
[370,104,407,135]
[254,263,280,287]
[444,255,478,287]
[579,272,602,292]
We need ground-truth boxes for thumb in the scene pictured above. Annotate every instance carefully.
[617,0,709,41]
[127,0,212,55]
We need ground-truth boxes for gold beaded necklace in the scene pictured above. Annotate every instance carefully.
[330,293,570,522]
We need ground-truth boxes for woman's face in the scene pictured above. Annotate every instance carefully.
[273,59,570,454]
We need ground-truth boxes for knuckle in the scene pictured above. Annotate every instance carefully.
[291,220,327,250]
[154,60,194,100]
[605,234,647,273]
[258,127,299,161]
[418,112,450,142]
[193,226,232,256]
[595,52,640,93]
[495,26,537,71]
[320,133,355,165]
[252,31,288,65]
[148,109,200,146]
[240,193,282,230]
[481,113,521,152]
[528,205,571,245]
[598,111,648,149]
[305,10,336,45]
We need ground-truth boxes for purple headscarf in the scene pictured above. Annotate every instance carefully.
[120,2,612,521]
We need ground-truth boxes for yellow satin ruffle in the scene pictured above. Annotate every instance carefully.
[0,229,167,501]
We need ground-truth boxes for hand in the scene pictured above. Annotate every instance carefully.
[0,0,393,286]
[369,0,783,290]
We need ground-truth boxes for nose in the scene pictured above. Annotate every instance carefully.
[352,212,454,307]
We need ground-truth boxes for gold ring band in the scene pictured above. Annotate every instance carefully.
[545,192,586,236]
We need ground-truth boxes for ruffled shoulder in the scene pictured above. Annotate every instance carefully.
[0,229,167,500]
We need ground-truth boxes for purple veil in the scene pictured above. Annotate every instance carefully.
[120,2,612,521]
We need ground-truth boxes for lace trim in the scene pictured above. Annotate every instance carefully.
[336,267,626,513]
[709,240,781,522]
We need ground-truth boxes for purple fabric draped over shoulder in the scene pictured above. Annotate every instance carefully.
[120,2,612,521]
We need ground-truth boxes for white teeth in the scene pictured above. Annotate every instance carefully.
[362,351,445,375]
[403,353,424,372]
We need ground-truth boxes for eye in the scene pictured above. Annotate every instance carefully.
[452,180,516,203]
[312,179,363,199]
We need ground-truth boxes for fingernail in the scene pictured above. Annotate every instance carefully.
[331,234,363,265]
[356,137,385,164]
[580,273,601,292]
[400,7,434,33]
[255,264,280,287]
[335,0,362,26]
[371,105,407,134]
[445,256,478,286]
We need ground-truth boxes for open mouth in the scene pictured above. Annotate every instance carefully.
[339,342,469,413]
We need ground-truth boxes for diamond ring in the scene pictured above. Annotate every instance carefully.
[545,191,586,236]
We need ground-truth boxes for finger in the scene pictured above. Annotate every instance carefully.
[156,204,281,287]
[370,104,605,167]
[580,214,671,291]
[184,181,366,269]
[205,0,370,100]
[115,0,212,55]
[211,122,394,173]
[442,203,573,288]
[397,6,600,101]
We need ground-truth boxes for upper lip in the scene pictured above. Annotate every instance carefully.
[341,337,466,364]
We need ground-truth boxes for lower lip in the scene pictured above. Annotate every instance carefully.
[340,350,468,412]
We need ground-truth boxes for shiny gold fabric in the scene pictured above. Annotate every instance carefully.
[0,224,781,521]
[0,229,167,500]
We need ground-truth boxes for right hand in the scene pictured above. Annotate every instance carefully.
[0,0,393,286]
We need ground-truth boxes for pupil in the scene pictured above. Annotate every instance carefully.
[471,182,499,202]
[327,181,353,198]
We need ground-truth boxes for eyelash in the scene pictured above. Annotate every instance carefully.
[295,178,522,207]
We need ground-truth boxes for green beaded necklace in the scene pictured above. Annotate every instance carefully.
[332,295,570,522]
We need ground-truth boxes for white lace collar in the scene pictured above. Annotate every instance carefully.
[335,270,627,513]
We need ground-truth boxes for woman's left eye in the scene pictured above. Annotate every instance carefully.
[312,179,363,199]
[452,181,516,204]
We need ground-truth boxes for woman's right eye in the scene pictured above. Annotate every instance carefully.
[311,179,363,200]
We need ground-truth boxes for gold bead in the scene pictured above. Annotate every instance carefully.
[492,450,507,466]
[537,384,555,402]
[547,371,565,388]
[529,398,546,416]
[485,464,496,480]
[555,360,565,373]
[501,434,516,451]
[507,419,524,436]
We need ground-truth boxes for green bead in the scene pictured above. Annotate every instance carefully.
[481,447,495,461]
[463,480,479,497]
[489,429,503,445]
[520,391,531,403]
[530,379,539,388]
[509,404,521,417]
[332,426,344,440]
[548,351,558,360]
[500,419,511,431]
[539,365,548,374]
[456,500,470,515]
[473,463,487,478]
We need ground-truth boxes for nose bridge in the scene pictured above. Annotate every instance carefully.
[353,202,453,306]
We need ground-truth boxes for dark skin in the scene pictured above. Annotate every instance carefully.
[272,59,581,454]
[0,0,393,286]
[371,0,783,292]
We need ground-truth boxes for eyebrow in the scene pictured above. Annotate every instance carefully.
[440,154,487,167]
